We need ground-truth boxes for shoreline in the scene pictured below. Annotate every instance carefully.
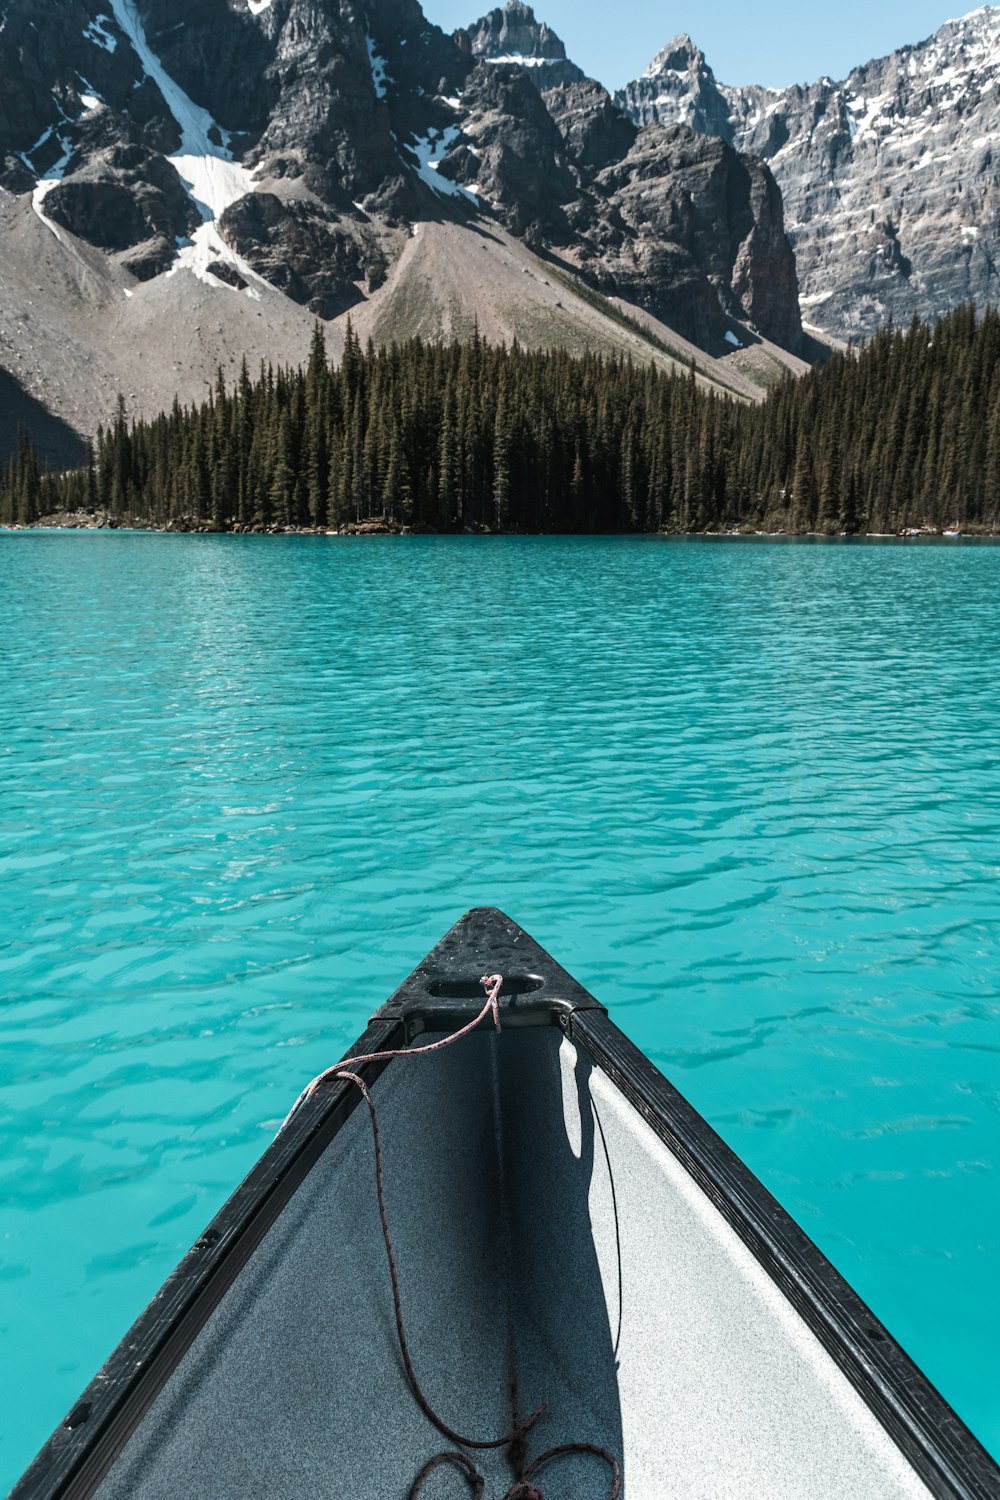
[0,512,987,540]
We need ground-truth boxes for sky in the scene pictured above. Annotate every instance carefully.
[425,1,993,91]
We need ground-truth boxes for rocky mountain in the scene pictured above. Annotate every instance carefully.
[464,0,584,89]
[616,8,1000,339]
[0,0,805,462]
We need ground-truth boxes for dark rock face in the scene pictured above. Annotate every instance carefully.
[595,126,801,348]
[133,0,273,137]
[205,259,248,291]
[542,80,638,174]
[219,194,385,318]
[616,15,1000,338]
[45,144,199,253]
[249,5,402,201]
[0,0,802,354]
[463,1,584,90]
[449,62,579,237]
[0,0,154,187]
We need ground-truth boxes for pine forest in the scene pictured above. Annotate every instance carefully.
[4,304,1000,535]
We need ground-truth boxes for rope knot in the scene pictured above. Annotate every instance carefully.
[505,1484,544,1500]
[480,972,503,1031]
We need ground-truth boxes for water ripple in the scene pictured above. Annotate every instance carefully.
[1,533,1000,1483]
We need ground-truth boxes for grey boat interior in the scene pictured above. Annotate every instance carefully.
[13,909,1000,1500]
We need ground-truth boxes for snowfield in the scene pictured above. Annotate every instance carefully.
[100,0,264,294]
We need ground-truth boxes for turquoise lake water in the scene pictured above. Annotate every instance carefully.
[1,532,999,1487]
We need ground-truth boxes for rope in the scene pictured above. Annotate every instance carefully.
[279,974,504,1133]
[409,1451,484,1498]
[332,1066,545,1452]
[280,974,545,1452]
[282,974,622,1498]
[408,1442,621,1499]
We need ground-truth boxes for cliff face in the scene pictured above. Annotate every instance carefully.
[616,12,1000,338]
[591,126,802,349]
[454,7,799,347]
[0,0,800,341]
[461,0,585,90]
[0,0,804,456]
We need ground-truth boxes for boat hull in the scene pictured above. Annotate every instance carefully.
[11,909,1000,1500]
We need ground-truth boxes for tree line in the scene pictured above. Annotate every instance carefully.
[4,303,1000,533]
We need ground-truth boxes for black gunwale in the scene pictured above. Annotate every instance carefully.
[567,1006,1000,1500]
[9,907,1000,1500]
[9,1018,403,1500]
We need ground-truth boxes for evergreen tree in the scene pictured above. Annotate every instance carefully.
[6,304,1000,536]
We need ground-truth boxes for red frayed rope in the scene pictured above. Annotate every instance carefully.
[279,973,503,1134]
[278,975,544,1452]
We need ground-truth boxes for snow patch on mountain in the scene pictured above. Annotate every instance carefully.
[366,34,391,98]
[83,15,117,52]
[106,0,231,157]
[30,134,74,242]
[405,125,479,203]
[20,87,109,243]
[167,155,263,295]
[105,0,263,294]
[76,76,104,111]
[616,6,1000,338]
[484,54,550,67]
[171,153,251,223]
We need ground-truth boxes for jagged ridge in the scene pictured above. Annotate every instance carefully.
[0,0,805,457]
[615,8,1000,338]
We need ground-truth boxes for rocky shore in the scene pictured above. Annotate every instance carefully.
[9,510,495,535]
[4,511,987,539]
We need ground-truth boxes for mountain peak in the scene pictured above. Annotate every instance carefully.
[617,7,1000,341]
[644,34,711,77]
[464,2,584,86]
[624,34,732,143]
[467,2,569,62]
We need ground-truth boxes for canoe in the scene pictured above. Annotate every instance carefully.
[11,908,999,1500]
